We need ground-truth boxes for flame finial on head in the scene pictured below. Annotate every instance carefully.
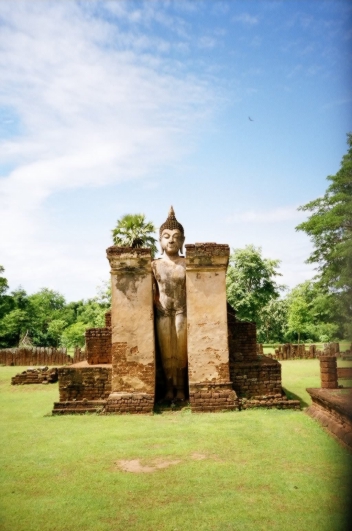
[159,206,184,237]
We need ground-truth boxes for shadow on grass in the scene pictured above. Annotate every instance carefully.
[283,387,309,408]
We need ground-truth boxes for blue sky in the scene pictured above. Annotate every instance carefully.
[0,0,351,301]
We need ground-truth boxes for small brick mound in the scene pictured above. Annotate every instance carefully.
[11,367,58,385]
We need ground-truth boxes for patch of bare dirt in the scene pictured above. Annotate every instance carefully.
[116,458,181,473]
[190,452,206,460]
[115,452,210,473]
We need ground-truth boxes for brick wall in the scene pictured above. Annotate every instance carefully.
[105,392,154,414]
[85,328,112,364]
[227,304,257,362]
[57,366,112,401]
[105,310,111,328]
[337,367,352,379]
[189,382,239,412]
[230,357,282,398]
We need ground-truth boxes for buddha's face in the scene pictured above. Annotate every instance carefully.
[160,229,184,256]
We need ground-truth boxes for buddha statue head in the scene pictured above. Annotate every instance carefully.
[159,206,185,256]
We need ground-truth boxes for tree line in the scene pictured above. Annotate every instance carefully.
[1,134,351,348]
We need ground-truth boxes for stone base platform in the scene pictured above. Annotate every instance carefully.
[189,382,239,412]
[52,400,106,415]
[105,392,154,414]
[306,388,352,449]
[240,394,301,410]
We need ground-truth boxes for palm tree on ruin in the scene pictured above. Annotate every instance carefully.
[111,214,158,257]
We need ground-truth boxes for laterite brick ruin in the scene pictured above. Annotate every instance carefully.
[53,207,300,415]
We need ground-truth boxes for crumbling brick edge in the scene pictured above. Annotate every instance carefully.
[52,393,300,415]
[306,388,352,450]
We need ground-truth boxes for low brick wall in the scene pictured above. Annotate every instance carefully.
[53,400,106,415]
[230,356,282,398]
[0,347,72,366]
[240,394,300,410]
[57,364,112,401]
[189,382,239,412]
[337,367,352,379]
[227,305,257,362]
[306,388,352,449]
[12,367,58,385]
[105,392,154,414]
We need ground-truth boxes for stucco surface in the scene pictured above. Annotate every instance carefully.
[107,248,155,394]
[186,244,230,384]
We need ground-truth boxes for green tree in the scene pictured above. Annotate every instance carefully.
[112,213,158,257]
[286,295,310,344]
[47,319,68,347]
[60,322,86,348]
[286,281,339,342]
[226,245,284,324]
[0,265,9,296]
[257,298,288,343]
[0,287,30,347]
[27,288,66,346]
[296,133,352,337]
[0,266,14,323]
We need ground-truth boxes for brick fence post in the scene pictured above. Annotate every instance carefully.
[320,356,338,389]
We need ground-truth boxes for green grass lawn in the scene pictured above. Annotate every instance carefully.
[0,363,351,531]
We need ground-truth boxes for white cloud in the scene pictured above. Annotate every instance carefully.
[0,1,215,298]
[226,206,306,224]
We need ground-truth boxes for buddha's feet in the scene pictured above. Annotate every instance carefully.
[165,389,174,401]
[176,389,185,401]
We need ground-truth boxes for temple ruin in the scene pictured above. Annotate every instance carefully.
[53,208,300,414]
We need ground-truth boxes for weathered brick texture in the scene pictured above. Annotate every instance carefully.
[240,394,300,409]
[105,392,154,414]
[85,328,112,364]
[111,342,155,394]
[230,357,282,398]
[105,310,111,328]
[57,365,112,401]
[227,305,257,362]
[320,356,338,389]
[306,388,352,449]
[189,382,239,412]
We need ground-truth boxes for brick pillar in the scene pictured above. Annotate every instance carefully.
[320,356,338,389]
[105,310,111,328]
[185,243,238,412]
[105,247,155,414]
